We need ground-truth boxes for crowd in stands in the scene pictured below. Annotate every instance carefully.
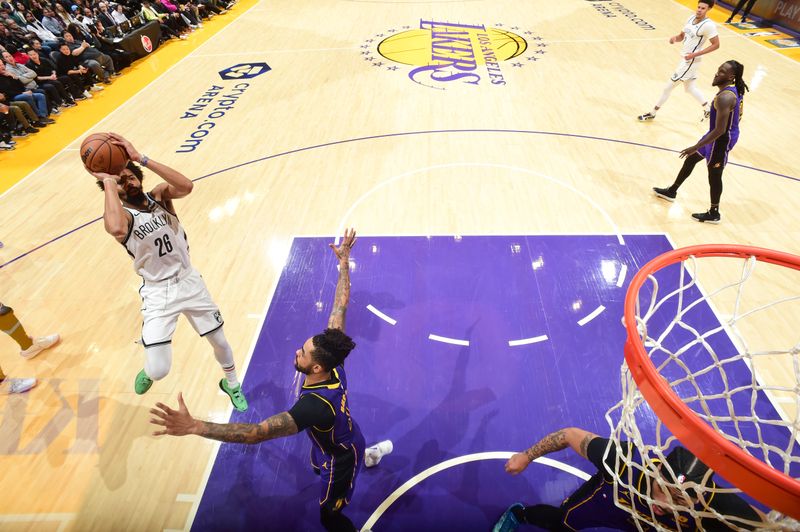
[0,0,234,151]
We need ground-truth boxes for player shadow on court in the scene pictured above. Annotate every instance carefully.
[352,290,404,343]
[364,322,498,518]
[96,397,153,490]
[207,440,319,529]
[454,408,505,520]
[0,379,104,465]
[67,397,156,529]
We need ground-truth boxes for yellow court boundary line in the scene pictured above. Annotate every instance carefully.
[0,0,259,195]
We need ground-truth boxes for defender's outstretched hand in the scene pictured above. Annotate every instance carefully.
[150,392,198,437]
[329,228,357,261]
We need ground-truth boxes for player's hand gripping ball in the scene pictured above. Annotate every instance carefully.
[80,132,129,175]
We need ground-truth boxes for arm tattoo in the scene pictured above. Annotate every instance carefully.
[327,260,351,330]
[198,421,269,444]
[579,434,594,458]
[265,412,299,438]
[525,429,567,462]
[198,412,298,444]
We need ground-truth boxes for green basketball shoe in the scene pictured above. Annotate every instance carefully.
[135,369,153,395]
[219,379,248,412]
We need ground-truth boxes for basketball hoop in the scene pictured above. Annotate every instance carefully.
[607,244,800,529]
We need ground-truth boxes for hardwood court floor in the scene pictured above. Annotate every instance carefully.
[1,0,798,530]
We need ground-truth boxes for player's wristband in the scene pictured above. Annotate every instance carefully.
[140,155,149,167]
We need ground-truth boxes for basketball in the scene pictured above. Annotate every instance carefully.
[80,133,129,175]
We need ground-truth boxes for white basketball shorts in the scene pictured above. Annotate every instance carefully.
[139,269,224,346]
[671,58,701,82]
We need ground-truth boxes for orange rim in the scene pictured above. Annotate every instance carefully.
[623,244,800,519]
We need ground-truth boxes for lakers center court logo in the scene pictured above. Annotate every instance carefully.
[362,20,547,90]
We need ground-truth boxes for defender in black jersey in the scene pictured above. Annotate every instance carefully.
[151,229,388,532]
[494,427,764,531]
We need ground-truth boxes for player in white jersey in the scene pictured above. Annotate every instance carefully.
[638,0,720,122]
[93,133,248,411]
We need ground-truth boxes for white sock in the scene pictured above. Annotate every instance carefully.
[222,363,239,387]
[206,327,239,387]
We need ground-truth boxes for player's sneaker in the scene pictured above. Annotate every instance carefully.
[692,210,721,224]
[0,377,37,395]
[493,503,525,532]
[702,108,711,122]
[20,334,60,359]
[365,440,394,468]
[637,112,655,121]
[219,379,248,411]
[135,369,153,394]
[653,187,677,202]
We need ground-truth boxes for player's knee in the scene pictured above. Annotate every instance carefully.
[148,367,170,380]
[144,344,172,380]
[145,362,170,381]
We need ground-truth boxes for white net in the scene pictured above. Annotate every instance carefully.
[605,250,800,531]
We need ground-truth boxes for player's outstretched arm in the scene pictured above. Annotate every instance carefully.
[107,132,194,201]
[504,427,599,475]
[327,228,357,332]
[150,393,299,444]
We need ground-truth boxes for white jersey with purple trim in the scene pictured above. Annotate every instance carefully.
[681,14,718,59]
[122,193,192,282]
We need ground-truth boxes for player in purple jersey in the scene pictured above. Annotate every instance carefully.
[150,229,390,532]
[493,427,763,531]
[652,60,749,223]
